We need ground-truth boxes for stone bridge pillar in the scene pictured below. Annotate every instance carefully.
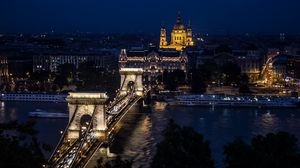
[66,92,108,140]
[119,68,144,96]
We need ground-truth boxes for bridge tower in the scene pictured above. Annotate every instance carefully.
[66,92,108,140]
[119,68,144,96]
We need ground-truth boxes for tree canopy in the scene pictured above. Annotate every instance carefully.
[0,121,48,168]
[151,120,214,168]
[224,132,300,168]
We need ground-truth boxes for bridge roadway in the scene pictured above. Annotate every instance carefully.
[260,52,278,82]
[49,92,142,168]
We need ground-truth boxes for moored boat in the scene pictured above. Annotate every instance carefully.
[166,94,300,108]
[29,112,68,118]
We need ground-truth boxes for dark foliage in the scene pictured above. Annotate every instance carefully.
[221,62,241,85]
[224,132,300,168]
[151,120,214,168]
[77,62,120,94]
[95,156,133,168]
[163,69,186,91]
[238,74,251,93]
[0,121,47,168]
[190,68,208,93]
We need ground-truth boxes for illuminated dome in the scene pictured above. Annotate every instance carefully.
[173,14,185,30]
[159,13,194,51]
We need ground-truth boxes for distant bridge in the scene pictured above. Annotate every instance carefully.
[48,68,147,168]
[260,51,280,85]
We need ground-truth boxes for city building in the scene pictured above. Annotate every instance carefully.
[159,14,194,51]
[33,49,119,72]
[271,54,300,81]
[195,46,262,83]
[119,46,188,83]
[0,55,8,83]
[235,49,261,82]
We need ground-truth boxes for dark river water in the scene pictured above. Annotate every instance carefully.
[1,101,300,168]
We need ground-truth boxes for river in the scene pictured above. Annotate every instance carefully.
[1,101,300,168]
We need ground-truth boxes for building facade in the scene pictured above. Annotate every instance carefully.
[195,47,262,83]
[119,46,188,83]
[33,49,119,72]
[159,14,194,51]
[0,55,8,83]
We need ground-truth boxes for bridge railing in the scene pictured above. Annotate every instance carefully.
[75,141,104,168]
[48,104,79,165]
[106,93,136,124]
[68,105,98,168]
[50,83,146,167]
[106,95,141,130]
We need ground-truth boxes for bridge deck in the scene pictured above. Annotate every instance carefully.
[49,93,143,168]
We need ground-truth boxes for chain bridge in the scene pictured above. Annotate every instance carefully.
[48,68,147,168]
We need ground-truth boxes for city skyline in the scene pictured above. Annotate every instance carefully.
[1,0,300,34]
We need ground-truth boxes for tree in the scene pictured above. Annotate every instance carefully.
[163,70,178,91]
[77,62,120,94]
[239,74,251,94]
[173,69,186,85]
[53,74,68,89]
[191,69,208,93]
[162,69,186,91]
[58,63,75,77]
[221,62,241,85]
[224,132,300,168]
[0,121,49,168]
[95,156,132,168]
[151,120,214,168]
[31,70,50,83]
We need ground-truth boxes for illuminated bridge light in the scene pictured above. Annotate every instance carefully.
[49,69,147,168]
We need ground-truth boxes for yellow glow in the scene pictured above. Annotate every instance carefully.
[68,92,108,99]
[159,15,194,51]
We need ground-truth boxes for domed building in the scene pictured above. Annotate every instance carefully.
[159,14,194,51]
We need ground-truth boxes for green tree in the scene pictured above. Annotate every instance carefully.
[224,132,300,168]
[151,120,214,168]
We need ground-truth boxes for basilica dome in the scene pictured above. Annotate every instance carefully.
[173,14,185,30]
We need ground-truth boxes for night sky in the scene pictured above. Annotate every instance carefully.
[1,0,300,34]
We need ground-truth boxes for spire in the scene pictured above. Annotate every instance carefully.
[120,49,127,59]
[176,11,182,24]
[161,21,165,29]
[187,20,192,29]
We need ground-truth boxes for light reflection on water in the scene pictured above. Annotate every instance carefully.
[1,101,300,168]
[120,104,300,168]
[0,101,68,158]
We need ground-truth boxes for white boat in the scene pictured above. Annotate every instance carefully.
[166,94,300,108]
[29,112,68,118]
[0,93,68,102]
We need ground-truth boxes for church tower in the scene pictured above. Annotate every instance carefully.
[119,49,128,68]
[159,13,194,51]
[170,13,186,48]
[159,24,167,47]
[186,21,194,46]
